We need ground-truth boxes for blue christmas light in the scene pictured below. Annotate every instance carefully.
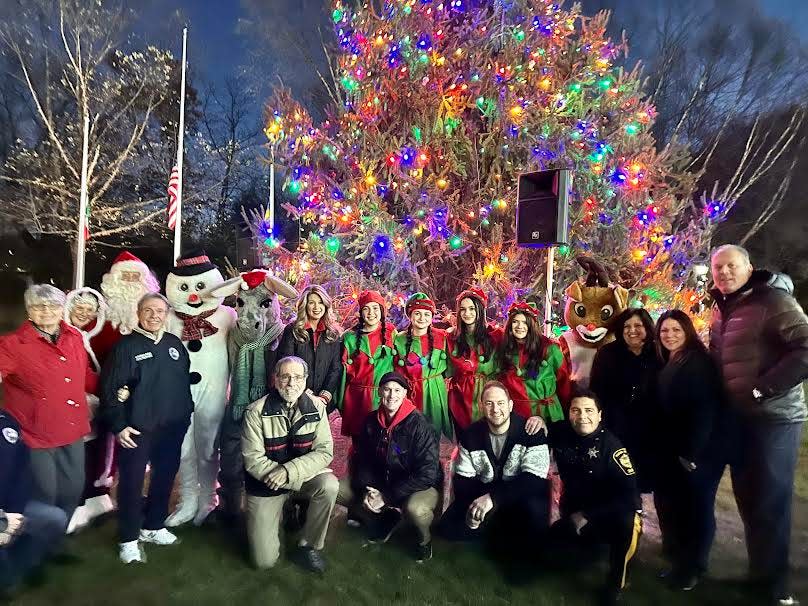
[417,33,432,50]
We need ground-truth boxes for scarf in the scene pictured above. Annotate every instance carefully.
[375,398,416,460]
[228,321,285,420]
[175,309,218,341]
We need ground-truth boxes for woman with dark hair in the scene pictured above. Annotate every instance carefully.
[447,288,503,431]
[393,292,452,439]
[497,302,570,422]
[338,290,397,440]
[276,285,343,410]
[590,307,661,493]
[653,309,725,591]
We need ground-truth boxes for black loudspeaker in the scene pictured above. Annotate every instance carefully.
[516,169,571,247]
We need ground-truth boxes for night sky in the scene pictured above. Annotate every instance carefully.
[140,0,808,119]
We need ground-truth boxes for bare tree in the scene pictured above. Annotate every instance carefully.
[0,0,175,253]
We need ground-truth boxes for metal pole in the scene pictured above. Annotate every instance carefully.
[269,144,275,234]
[73,114,91,289]
[172,27,188,263]
[543,246,555,337]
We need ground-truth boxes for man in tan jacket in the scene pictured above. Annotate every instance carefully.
[241,355,338,572]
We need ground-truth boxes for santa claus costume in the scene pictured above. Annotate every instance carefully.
[338,290,397,440]
[164,251,236,526]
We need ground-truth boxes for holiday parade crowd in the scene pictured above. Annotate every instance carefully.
[1,243,807,606]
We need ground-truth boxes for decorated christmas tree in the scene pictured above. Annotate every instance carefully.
[259,0,721,328]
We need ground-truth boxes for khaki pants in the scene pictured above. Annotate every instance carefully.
[246,472,339,569]
[337,476,440,544]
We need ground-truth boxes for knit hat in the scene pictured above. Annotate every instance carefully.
[508,301,540,321]
[455,286,488,307]
[379,371,410,393]
[405,292,436,316]
[358,290,386,310]
[172,249,217,276]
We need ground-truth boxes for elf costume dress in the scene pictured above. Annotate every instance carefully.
[393,293,453,440]
[338,290,397,439]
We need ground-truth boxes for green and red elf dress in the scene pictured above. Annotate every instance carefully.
[393,293,453,440]
[499,303,571,422]
[447,288,503,431]
[338,291,397,439]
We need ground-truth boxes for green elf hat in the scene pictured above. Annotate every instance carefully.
[405,292,436,317]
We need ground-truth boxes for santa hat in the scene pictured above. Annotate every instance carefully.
[508,301,540,321]
[111,251,143,265]
[405,292,436,316]
[241,269,268,290]
[456,286,487,307]
[172,249,217,276]
[358,290,386,310]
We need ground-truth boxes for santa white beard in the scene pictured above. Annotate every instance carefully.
[101,262,159,334]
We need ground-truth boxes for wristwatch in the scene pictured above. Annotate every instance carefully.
[752,387,764,401]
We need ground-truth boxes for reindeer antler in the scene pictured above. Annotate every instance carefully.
[576,256,610,287]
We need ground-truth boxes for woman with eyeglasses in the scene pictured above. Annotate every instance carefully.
[653,309,725,591]
[497,302,570,422]
[276,285,343,411]
[393,292,452,439]
[0,284,97,522]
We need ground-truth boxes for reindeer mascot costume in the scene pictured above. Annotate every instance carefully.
[558,257,629,389]
[207,269,298,520]
[164,251,236,526]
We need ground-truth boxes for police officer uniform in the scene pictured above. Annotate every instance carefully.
[549,422,643,603]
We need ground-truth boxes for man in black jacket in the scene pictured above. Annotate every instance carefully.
[709,244,808,606]
[100,293,194,564]
[1,409,68,595]
[439,380,550,543]
[549,390,642,606]
[337,372,441,562]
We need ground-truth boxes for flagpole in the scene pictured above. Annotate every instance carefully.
[173,27,188,263]
[73,113,91,289]
[269,144,275,233]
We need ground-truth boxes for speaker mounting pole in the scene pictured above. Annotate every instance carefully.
[543,247,555,337]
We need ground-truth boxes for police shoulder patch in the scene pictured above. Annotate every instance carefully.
[2,427,19,444]
[612,448,635,476]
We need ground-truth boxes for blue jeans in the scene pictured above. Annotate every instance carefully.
[730,419,803,597]
[0,501,68,588]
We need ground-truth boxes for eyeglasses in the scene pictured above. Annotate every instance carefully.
[277,374,307,384]
[29,304,61,312]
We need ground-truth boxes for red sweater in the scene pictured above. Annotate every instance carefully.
[0,321,96,448]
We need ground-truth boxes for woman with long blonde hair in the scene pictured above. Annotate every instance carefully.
[275,285,343,409]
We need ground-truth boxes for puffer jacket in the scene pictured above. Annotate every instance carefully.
[352,400,442,507]
[709,270,808,423]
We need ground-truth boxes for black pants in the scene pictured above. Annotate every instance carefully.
[729,419,803,598]
[438,493,549,545]
[654,455,724,576]
[549,512,642,593]
[217,410,244,517]
[116,421,188,543]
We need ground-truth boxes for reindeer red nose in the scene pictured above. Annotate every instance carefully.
[188,293,200,304]
[586,323,597,331]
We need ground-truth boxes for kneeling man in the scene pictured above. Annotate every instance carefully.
[241,356,338,572]
[549,390,642,606]
[440,381,550,543]
[337,372,442,562]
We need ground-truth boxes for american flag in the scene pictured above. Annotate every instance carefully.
[167,165,180,229]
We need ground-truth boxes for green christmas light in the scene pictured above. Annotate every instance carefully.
[449,235,463,250]
[412,126,422,142]
[288,181,302,194]
[332,8,343,22]
[569,83,582,93]
[326,237,341,254]
[625,123,640,135]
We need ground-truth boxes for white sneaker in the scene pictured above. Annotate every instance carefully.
[67,505,89,534]
[165,502,197,527]
[139,528,180,546]
[119,540,146,564]
[84,494,116,521]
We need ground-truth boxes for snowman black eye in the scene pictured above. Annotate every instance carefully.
[180,283,189,292]
[196,282,205,291]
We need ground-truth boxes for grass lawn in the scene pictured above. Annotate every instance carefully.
[8,411,807,606]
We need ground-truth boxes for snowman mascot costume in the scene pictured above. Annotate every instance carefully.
[164,251,236,526]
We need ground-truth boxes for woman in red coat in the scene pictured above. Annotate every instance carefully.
[0,284,96,520]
